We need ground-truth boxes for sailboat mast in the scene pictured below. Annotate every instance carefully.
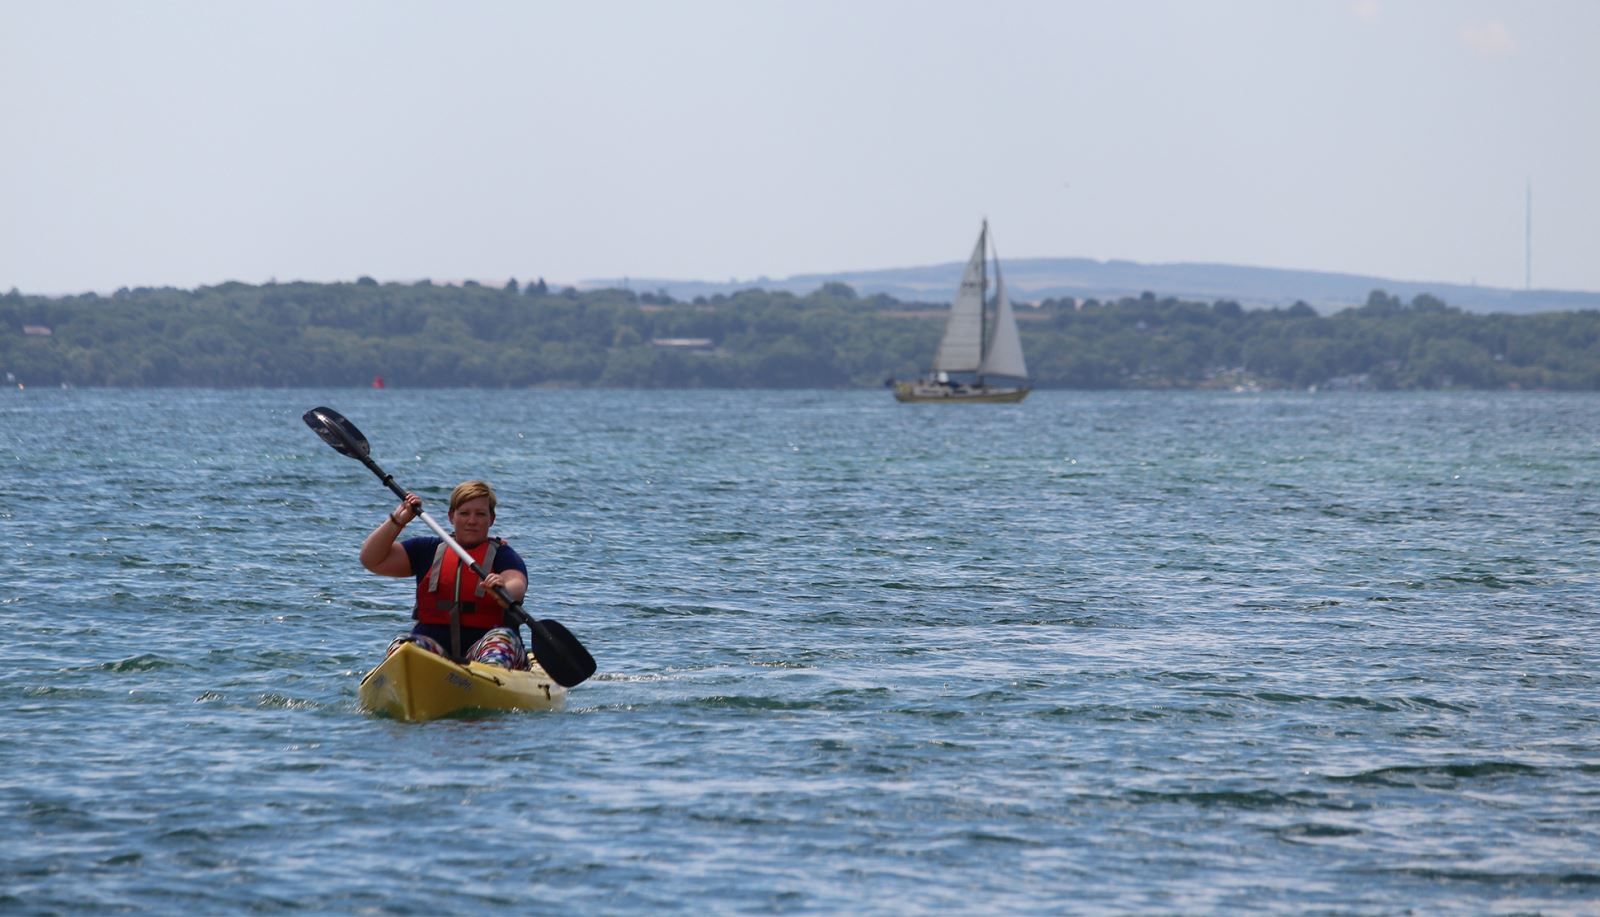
[978,220,988,384]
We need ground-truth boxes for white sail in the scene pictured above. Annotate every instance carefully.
[931,225,987,373]
[980,244,1028,380]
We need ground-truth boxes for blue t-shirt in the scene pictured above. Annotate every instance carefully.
[401,536,528,583]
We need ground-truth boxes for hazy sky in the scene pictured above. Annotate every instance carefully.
[3,0,1597,295]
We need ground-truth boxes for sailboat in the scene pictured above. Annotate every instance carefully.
[893,220,1030,403]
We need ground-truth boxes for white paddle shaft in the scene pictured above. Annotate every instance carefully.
[416,511,483,572]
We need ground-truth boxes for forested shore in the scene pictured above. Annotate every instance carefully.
[4,279,1599,390]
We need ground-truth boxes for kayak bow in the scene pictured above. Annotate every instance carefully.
[358,642,567,721]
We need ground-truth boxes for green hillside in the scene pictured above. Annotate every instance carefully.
[4,280,1599,390]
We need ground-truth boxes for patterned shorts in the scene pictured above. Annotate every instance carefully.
[386,626,527,670]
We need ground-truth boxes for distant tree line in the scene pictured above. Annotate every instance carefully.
[3,280,1599,390]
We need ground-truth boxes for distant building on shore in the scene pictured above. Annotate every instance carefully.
[650,338,716,352]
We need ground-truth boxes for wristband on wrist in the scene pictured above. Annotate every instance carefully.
[389,512,406,528]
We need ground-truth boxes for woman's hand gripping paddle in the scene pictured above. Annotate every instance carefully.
[303,406,597,687]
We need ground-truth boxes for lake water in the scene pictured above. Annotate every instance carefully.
[2,388,1598,914]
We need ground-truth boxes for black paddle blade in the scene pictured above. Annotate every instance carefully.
[302,406,371,459]
[526,618,598,687]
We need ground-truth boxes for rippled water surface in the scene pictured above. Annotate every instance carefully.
[3,389,1599,914]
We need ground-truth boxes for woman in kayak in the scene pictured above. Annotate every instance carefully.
[360,480,530,669]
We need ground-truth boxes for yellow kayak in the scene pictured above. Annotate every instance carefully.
[357,641,567,721]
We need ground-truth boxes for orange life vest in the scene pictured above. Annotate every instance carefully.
[413,538,508,630]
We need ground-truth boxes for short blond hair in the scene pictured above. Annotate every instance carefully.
[449,480,497,517]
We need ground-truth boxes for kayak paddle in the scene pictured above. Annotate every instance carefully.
[302,405,596,688]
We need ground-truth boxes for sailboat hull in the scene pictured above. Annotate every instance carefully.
[893,381,1030,403]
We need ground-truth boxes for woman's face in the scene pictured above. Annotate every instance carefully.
[449,496,495,547]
